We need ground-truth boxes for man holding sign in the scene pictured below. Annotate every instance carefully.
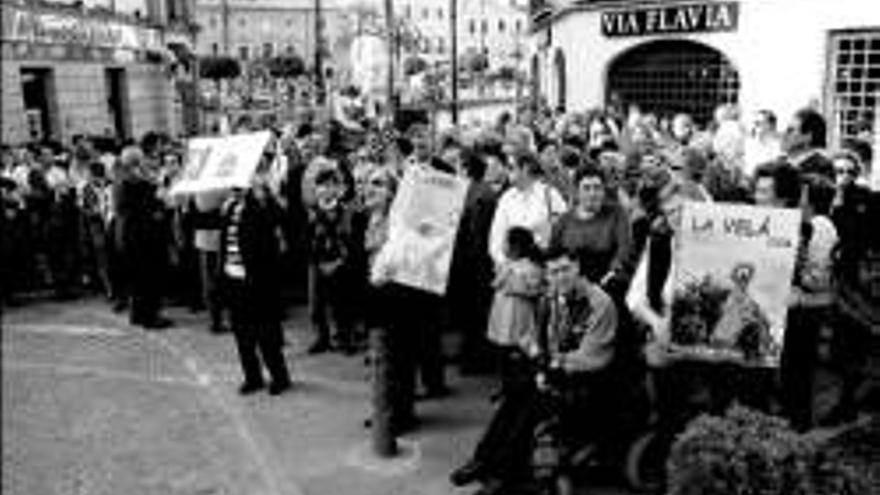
[370,160,469,431]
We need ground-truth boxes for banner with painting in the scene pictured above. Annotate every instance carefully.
[668,202,802,366]
[170,131,271,195]
[373,165,469,295]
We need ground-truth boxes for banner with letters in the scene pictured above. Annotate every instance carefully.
[668,202,802,366]
[375,165,469,295]
[170,131,272,195]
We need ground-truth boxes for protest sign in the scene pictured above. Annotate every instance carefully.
[170,131,271,195]
[377,165,469,295]
[668,202,802,366]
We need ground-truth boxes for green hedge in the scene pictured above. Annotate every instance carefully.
[666,405,873,495]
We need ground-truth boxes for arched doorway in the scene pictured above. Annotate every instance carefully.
[554,48,567,112]
[606,39,739,125]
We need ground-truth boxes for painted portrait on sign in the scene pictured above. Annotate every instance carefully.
[668,202,802,366]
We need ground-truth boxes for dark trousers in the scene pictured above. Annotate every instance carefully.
[473,361,542,480]
[129,248,163,324]
[199,250,223,327]
[828,309,874,420]
[47,212,79,295]
[455,283,494,372]
[781,306,826,431]
[395,286,445,393]
[226,278,290,386]
[308,264,356,346]
[374,284,446,424]
[107,218,129,303]
[79,215,111,296]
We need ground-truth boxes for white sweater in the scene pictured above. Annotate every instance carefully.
[488,181,567,267]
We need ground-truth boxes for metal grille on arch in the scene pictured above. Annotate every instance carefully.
[607,39,740,124]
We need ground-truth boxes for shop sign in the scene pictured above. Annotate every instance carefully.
[601,2,739,37]
[1,6,162,53]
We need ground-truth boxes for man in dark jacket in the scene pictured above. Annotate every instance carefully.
[114,146,172,329]
[447,151,500,374]
[782,107,834,180]
[220,180,292,395]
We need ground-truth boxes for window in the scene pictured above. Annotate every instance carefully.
[166,0,180,21]
[209,16,217,29]
[498,20,505,32]
[827,30,880,148]
[211,43,219,55]
[515,20,522,32]
[481,19,488,34]
[437,37,446,54]
[239,45,249,61]
[263,43,274,59]
[437,8,443,20]
[422,8,428,19]
[469,20,476,34]
[404,5,412,18]
[238,17,246,28]
[287,18,294,28]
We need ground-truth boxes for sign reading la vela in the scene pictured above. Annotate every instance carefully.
[601,2,739,37]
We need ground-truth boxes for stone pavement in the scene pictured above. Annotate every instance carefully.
[2,298,629,495]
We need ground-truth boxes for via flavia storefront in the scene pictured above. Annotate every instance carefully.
[599,1,739,37]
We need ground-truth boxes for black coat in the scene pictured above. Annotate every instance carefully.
[114,177,166,262]
[219,193,285,322]
[447,180,499,313]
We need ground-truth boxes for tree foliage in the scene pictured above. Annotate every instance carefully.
[403,56,428,76]
[266,55,306,79]
[667,406,872,495]
[199,55,242,81]
[463,51,489,73]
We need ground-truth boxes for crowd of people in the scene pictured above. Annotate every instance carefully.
[2,98,878,494]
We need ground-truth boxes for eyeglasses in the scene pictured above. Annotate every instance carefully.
[835,168,858,177]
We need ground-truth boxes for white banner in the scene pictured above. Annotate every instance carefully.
[669,202,802,366]
[350,34,388,97]
[377,165,469,295]
[170,131,271,195]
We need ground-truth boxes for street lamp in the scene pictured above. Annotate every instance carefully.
[450,0,458,125]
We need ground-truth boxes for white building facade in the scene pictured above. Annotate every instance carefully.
[1,0,198,144]
[194,0,349,74]
[394,0,529,70]
[530,0,879,146]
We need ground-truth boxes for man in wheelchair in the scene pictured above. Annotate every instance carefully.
[450,250,620,495]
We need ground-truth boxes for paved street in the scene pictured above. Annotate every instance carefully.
[2,299,627,495]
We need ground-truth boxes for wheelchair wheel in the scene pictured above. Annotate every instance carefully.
[624,430,667,493]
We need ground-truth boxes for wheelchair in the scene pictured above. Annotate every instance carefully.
[526,332,654,495]
[527,327,779,495]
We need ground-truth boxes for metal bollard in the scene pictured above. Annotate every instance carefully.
[370,326,398,457]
